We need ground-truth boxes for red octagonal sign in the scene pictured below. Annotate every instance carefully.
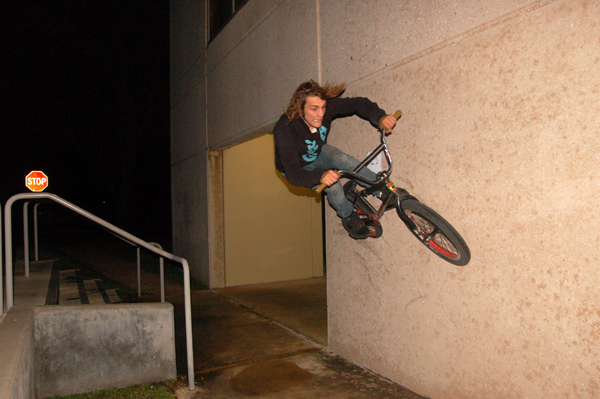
[26,171,49,192]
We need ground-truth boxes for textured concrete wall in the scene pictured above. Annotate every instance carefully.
[324,1,600,398]
[205,0,319,148]
[170,0,209,285]
[170,0,321,286]
[171,0,600,397]
[34,303,176,398]
[0,306,36,399]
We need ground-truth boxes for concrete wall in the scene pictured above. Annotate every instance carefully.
[170,0,600,397]
[34,303,176,398]
[170,0,210,285]
[170,0,320,286]
[0,306,36,399]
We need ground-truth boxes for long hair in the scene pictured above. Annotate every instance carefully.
[285,80,346,121]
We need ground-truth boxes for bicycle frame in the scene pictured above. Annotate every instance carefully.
[341,130,448,254]
[339,130,393,187]
[314,109,412,220]
[338,127,413,220]
[314,110,470,264]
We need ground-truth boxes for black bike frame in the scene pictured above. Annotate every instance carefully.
[337,130,407,220]
[338,129,392,186]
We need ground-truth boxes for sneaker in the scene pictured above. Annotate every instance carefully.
[356,209,383,238]
[342,211,370,239]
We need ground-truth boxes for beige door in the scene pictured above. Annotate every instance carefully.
[223,133,323,286]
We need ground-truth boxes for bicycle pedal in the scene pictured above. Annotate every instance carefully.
[367,224,383,238]
[357,212,383,238]
[356,209,381,225]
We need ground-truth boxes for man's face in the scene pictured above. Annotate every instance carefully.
[302,96,326,129]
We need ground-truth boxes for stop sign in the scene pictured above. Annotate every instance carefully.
[25,171,49,192]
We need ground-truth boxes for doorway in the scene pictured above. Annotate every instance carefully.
[222,133,323,287]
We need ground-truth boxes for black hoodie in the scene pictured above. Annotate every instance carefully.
[274,96,386,188]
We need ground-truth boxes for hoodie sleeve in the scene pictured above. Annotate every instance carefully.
[327,97,387,128]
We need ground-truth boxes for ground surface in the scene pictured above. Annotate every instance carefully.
[40,229,428,399]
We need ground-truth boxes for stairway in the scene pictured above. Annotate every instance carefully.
[58,269,127,305]
[46,261,128,306]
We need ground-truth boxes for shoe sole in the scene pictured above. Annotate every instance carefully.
[348,226,382,240]
[356,211,383,239]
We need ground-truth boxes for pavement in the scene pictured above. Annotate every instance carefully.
[9,232,428,398]
[170,278,428,398]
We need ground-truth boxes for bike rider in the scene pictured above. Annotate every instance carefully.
[274,80,398,239]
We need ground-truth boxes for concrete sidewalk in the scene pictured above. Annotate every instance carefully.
[5,240,427,398]
[172,279,427,399]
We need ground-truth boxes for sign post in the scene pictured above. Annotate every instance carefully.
[25,171,49,192]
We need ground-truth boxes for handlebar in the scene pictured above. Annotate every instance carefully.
[381,110,402,134]
[315,181,332,194]
[315,110,401,193]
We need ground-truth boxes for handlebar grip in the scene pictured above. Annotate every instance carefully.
[381,110,402,133]
[315,183,328,193]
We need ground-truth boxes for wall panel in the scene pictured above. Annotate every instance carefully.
[325,1,600,397]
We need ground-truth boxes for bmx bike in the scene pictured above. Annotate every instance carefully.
[316,111,471,266]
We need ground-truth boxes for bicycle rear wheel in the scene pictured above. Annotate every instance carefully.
[397,199,470,266]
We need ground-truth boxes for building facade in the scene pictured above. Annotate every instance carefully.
[170,1,600,397]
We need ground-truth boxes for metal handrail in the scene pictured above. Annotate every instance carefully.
[82,227,166,302]
[148,242,166,303]
[34,202,40,261]
[21,201,161,301]
[25,203,167,303]
[3,192,196,391]
[1,202,3,315]
[23,202,30,277]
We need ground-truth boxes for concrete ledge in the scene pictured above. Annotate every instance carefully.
[0,302,176,399]
[0,306,36,399]
[34,302,177,398]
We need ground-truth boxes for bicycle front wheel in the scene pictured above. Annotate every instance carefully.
[397,199,470,266]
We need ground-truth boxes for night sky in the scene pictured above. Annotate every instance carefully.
[2,1,171,233]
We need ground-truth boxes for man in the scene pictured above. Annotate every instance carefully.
[274,80,397,239]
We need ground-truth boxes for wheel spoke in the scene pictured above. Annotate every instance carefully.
[408,212,459,258]
[398,199,470,266]
[430,232,459,258]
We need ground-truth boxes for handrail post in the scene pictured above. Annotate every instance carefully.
[34,202,40,261]
[4,197,15,310]
[160,257,165,303]
[23,202,30,277]
[181,258,195,390]
[149,242,165,303]
[137,247,141,298]
[1,202,3,315]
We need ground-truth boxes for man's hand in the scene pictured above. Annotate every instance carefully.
[320,170,340,187]
[379,114,398,133]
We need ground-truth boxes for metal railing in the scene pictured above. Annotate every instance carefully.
[1,203,3,317]
[2,193,196,390]
[101,230,167,303]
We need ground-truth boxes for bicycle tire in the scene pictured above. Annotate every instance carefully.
[397,199,470,266]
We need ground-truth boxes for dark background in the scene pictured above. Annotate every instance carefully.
[1,1,171,236]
